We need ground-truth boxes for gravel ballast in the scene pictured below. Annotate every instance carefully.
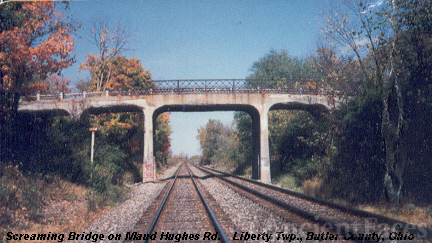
[77,164,322,242]
[189,166,317,243]
[74,165,180,242]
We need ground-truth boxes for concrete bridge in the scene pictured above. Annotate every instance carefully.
[18,79,340,183]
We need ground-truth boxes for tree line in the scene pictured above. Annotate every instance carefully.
[0,1,172,226]
[198,0,432,205]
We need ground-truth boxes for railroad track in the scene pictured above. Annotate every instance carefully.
[127,163,235,243]
[194,164,432,243]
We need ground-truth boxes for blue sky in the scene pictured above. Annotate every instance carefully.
[62,0,326,156]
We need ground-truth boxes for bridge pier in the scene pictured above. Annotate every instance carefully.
[251,109,260,180]
[143,108,156,182]
[259,107,271,183]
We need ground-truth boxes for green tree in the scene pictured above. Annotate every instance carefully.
[197,120,224,165]
[233,111,254,173]
[155,113,172,167]
[197,119,240,166]
[246,50,315,88]
[242,50,335,183]
[323,0,432,203]
[387,0,432,203]
[325,97,386,203]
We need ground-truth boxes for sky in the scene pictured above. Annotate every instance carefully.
[61,0,327,156]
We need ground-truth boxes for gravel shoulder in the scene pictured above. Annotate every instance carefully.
[72,164,180,242]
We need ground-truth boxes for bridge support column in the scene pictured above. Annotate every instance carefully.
[251,111,260,180]
[259,108,271,183]
[143,108,156,182]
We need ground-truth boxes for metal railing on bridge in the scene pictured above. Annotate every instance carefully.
[23,79,353,101]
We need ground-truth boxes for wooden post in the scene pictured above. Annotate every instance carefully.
[89,128,97,163]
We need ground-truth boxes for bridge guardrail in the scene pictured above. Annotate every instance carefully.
[21,79,356,102]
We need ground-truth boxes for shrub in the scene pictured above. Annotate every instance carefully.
[0,165,46,226]
[302,178,323,198]
[324,96,386,203]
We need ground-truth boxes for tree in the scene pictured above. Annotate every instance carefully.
[155,113,172,167]
[325,97,386,203]
[233,111,254,172]
[246,50,315,88]
[45,74,72,94]
[0,2,75,94]
[76,77,92,92]
[197,120,224,165]
[24,74,71,95]
[323,0,399,202]
[197,119,239,166]
[323,0,432,204]
[322,0,381,88]
[83,56,154,91]
[79,17,133,91]
[382,0,432,203]
[0,1,76,161]
[311,46,364,99]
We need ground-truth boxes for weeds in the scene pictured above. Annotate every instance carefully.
[0,165,46,229]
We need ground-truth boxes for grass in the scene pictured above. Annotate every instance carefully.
[359,204,432,229]
[273,173,303,193]
[0,165,130,242]
[282,174,432,230]
[217,163,432,231]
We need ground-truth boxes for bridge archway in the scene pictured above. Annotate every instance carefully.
[80,105,145,182]
[153,104,261,179]
[267,102,329,180]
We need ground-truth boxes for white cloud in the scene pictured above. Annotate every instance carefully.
[362,0,385,14]
[369,0,385,9]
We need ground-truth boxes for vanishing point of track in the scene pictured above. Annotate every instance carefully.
[127,163,233,243]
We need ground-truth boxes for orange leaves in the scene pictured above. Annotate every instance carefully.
[0,2,75,93]
[80,55,154,91]
[155,112,172,160]
[20,74,71,96]
[100,28,108,45]
[80,17,135,90]
[25,82,48,95]
[45,74,71,93]
[158,112,170,123]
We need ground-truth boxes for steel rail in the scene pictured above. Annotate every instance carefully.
[195,165,432,242]
[141,166,181,243]
[142,164,229,243]
[194,165,360,241]
[185,163,230,243]
[199,165,432,240]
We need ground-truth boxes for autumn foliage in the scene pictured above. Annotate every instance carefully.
[1,1,76,162]
[26,74,71,95]
[0,2,75,94]
[80,55,154,91]
[155,113,172,166]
